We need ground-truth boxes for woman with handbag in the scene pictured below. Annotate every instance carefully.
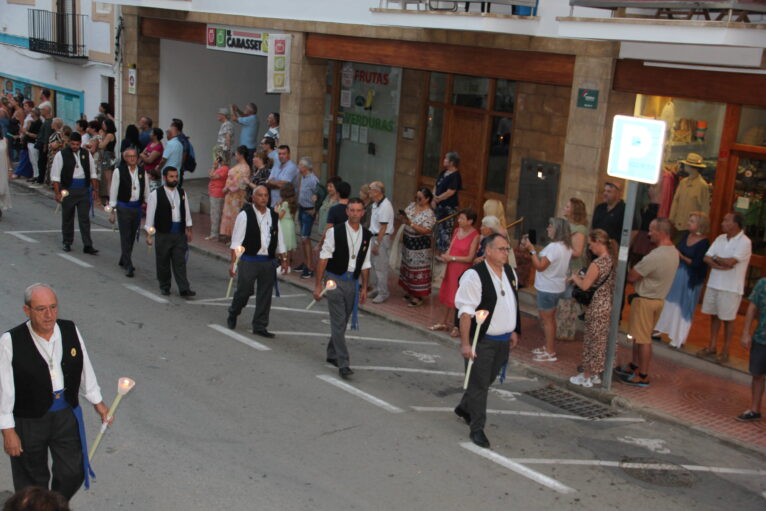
[568,229,616,387]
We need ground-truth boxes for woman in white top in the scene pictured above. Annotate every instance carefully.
[520,217,572,362]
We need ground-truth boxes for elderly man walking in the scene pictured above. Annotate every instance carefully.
[368,181,395,304]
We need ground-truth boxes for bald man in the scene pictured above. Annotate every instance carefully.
[0,284,111,500]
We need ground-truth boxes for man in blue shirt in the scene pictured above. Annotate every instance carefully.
[159,124,183,178]
[138,116,152,151]
[266,145,299,207]
[295,157,319,279]
[260,137,279,169]
[738,277,766,422]
[231,102,259,163]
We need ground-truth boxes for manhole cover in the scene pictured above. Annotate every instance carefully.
[523,385,618,419]
[619,457,695,488]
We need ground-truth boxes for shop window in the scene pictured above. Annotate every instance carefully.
[738,106,766,147]
[493,79,516,114]
[422,106,445,178]
[452,75,488,109]
[734,157,766,258]
[429,72,447,103]
[486,116,512,194]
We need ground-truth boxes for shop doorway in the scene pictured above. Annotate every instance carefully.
[443,108,486,211]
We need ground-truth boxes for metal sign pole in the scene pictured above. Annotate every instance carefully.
[602,179,638,391]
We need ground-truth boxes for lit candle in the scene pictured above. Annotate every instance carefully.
[306,279,337,310]
[54,190,69,214]
[225,246,246,298]
[146,227,156,254]
[462,309,490,389]
[88,377,136,462]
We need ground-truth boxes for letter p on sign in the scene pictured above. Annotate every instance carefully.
[607,115,666,185]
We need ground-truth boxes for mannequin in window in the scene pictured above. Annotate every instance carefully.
[669,153,710,243]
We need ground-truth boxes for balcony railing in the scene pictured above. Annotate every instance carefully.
[28,9,87,59]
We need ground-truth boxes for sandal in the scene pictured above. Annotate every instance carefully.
[428,323,448,332]
[450,327,460,337]
[532,347,547,355]
[533,351,558,362]
[408,298,423,307]
[716,353,729,364]
[696,347,716,358]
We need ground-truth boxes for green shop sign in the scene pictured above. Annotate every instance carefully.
[343,112,394,133]
[577,88,599,109]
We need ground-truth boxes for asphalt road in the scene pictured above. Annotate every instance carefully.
[1,186,765,510]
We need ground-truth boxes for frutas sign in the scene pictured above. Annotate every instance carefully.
[206,25,270,56]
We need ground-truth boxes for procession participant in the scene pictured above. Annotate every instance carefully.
[226,185,287,338]
[144,167,196,297]
[454,233,521,449]
[108,147,145,278]
[314,199,372,379]
[0,284,111,500]
[50,132,99,254]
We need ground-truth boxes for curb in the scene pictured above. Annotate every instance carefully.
[13,179,766,458]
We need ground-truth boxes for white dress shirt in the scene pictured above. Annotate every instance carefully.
[0,322,104,429]
[144,187,193,232]
[320,221,373,273]
[371,197,395,235]
[109,166,141,207]
[50,149,98,183]
[455,262,518,335]
[706,230,752,295]
[230,205,286,255]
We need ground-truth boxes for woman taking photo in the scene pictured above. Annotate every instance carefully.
[432,152,462,254]
[557,197,589,340]
[568,229,616,387]
[249,150,273,190]
[430,209,479,337]
[521,217,572,362]
[655,212,711,349]
[398,188,436,307]
[219,145,252,242]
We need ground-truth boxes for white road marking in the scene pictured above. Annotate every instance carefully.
[510,458,766,477]
[192,294,304,303]
[5,232,38,242]
[207,324,271,351]
[350,366,463,377]
[460,442,576,494]
[272,306,328,315]
[57,253,93,268]
[6,228,112,234]
[123,284,169,304]
[316,374,404,413]
[489,388,522,402]
[187,302,328,314]
[411,406,644,423]
[617,436,670,454]
[403,350,441,364]
[271,331,436,346]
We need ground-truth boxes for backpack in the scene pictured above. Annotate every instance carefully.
[314,182,327,209]
[176,133,197,173]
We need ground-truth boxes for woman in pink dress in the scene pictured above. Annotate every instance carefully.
[219,145,251,241]
[430,209,480,337]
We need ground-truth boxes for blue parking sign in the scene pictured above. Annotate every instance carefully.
[607,115,666,185]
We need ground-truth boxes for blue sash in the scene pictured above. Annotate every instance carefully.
[483,331,513,383]
[117,200,142,209]
[169,221,184,233]
[48,391,95,489]
[70,178,87,189]
[327,271,360,330]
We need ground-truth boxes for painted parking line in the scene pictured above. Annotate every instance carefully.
[460,442,576,494]
[123,284,169,304]
[273,331,437,346]
[510,458,766,477]
[351,366,463,377]
[188,302,328,314]
[316,374,404,413]
[411,406,644,423]
[207,324,271,351]
[5,232,39,243]
[57,253,94,268]
[187,294,305,303]
[6,229,112,234]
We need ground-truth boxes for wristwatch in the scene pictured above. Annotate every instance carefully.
[530,250,537,256]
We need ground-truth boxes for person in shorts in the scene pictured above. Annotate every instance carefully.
[699,212,752,364]
[295,157,319,279]
[616,218,678,387]
[738,277,766,422]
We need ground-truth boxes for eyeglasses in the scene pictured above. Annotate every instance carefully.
[31,304,58,314]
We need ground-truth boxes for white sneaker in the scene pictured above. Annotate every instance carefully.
[591,374,602,385]
[533,351,557,362]
[532,347,546,355]
[569,373,593,388]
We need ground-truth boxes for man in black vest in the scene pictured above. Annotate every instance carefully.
[108,147,145,278]
[50,133,99,254]
[0,284,111,500]
[227,185,287,337]
[144,167,196,297]
[313,198,372,379]
[454,233,521,449]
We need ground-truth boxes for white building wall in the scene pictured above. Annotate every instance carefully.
[158,38,281,180]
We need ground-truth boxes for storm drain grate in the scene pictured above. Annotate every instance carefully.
[523,385,618,420]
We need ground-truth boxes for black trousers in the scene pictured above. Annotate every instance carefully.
[154,231,191,293]
[117,205,141,271]
[458,338,510,433]
[228,259,275,330]
[36,149,47,183]
[61,188,93,248]
[11,409,83,500]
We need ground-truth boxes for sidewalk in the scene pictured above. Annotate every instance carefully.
[13,178,766,455]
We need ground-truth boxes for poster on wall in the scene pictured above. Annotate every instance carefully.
[206,25,271,56]
[267,34,292,93]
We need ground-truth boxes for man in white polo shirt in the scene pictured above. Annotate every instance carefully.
[368,181,395,304]
[699,212,752,364]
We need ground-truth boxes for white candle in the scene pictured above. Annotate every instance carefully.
[225,246,246,298]
[306,279,337,310]
[463,309,490,389]
[88,377,136,462]
[54,190,69,214]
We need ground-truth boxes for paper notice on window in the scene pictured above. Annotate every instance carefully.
[340,90,352,108]
[351,124,360,142]
[736,196,750,210]
[342,123,351,139]
[359,127,368,144]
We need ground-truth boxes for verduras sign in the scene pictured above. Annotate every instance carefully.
[206,25,270,56]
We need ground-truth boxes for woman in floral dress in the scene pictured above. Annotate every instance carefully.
[219,145,251,241]
[398,187,436,306]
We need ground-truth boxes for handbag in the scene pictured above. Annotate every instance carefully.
[572,266,610,306]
